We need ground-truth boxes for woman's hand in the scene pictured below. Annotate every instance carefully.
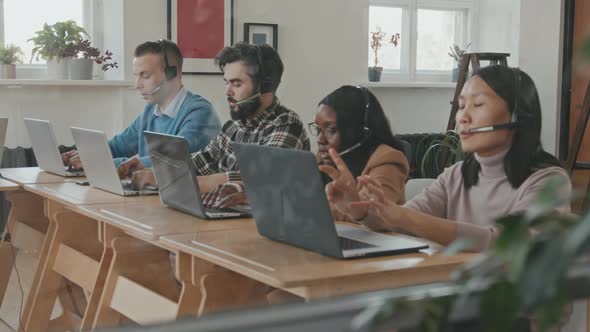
[319,148,367,220]
[350,175,404,230]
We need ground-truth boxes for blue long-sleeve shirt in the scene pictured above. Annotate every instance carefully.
[109,90,221,167]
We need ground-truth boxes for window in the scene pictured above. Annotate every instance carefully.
[369,0,476,83]
[0,0,94,78]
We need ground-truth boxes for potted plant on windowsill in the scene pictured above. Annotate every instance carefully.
[28,20,88,79]
[448,43,471,82]
[62,39,118,80]
[0,44,24,79]
[369,26,400,82]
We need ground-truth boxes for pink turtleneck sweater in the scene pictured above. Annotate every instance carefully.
[403,149,571,250]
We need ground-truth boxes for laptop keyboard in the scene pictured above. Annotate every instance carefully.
[338,236,377,250]
[205,206,240,215]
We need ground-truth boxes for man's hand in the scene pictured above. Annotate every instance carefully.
[62,150,83,170]
[130,169,157,190]
[202,183,248,208]
[118,156,144,179]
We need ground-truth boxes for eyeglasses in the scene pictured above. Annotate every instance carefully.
[308,122,338,139]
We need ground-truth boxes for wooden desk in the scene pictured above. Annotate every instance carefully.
[71,200,255,241]
[65,201,255,328]
[17,182,155,332]
[0,167,81,185]
[19,183,254,331]
[161,226,472,312]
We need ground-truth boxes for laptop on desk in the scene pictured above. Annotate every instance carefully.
[70,127,158,196]
[24,118,84,177]
[144,131,251,219]
[233,143,429,259]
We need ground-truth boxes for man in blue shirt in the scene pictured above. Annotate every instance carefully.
[62,39,221,172]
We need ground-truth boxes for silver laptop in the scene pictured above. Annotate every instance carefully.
[144,131,251,219]
[234,143,429,259]
[70,127,158,196]
[24,118,84,177]
[0,118,8,164]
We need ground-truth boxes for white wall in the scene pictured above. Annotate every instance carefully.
[476,0,521,66]
[2,0,566,155]
[116,0,459,147]
[0,86,131,147]
[518,0,564,154]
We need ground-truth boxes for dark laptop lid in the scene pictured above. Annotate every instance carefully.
[234,143,343,258]
[144,131,207,218]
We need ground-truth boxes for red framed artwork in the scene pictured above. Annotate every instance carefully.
[167,0,234,74]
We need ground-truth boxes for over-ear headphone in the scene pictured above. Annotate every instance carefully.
[338,86,372,156]
[511,67,521,124]
[255,46,274,93]
[356,85,372,140]
[159,39,177,81]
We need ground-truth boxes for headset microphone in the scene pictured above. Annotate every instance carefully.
[235,93,262,106]
[142,79,166,96]
[468,122,518,133]
[338,141,363,156]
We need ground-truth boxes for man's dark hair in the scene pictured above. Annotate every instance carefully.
[461,65,563,189]
[214,42,284,93]
[319,85,406,178]
[134,40,183,73]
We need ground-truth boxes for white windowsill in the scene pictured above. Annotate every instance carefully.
[366,82,457,88]
[0,79,134,87]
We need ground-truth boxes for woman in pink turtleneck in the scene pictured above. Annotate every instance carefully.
[320,65,571,251]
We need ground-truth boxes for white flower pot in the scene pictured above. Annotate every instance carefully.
[67,58,94,80]
[46,58,69,80]
[0,64,16,79]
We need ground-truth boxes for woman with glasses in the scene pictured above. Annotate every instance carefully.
[310,85,409,223]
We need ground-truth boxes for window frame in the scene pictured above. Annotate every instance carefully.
[0,0,97,79]
[369,0,478,83]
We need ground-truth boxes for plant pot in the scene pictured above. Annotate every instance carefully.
[46,58,69,80]
[451,65,461,82]
[0,64,16,79]
[368,67,383,82]
[67,58,94,80]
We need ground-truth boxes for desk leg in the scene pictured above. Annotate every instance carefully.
[91,235,181,329]
[0,240,15,309]
[0,191,47,312]
[23,202,102,332]
[193,258,270,315]
[175,252,200,318]
[80,223,125,331]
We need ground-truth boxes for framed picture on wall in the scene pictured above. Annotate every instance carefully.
[167,0,234,74]
[244,23,278,50]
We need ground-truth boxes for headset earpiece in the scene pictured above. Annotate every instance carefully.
[356,85,371,138]
[512,67,521,124]
[255,46,273,93]
[159,39,177,81]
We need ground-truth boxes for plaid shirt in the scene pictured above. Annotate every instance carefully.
[191,99,310,181]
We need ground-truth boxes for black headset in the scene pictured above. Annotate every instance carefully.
[255,46,274,93]
[159,39,177,81]
[511,67,521,125]
[356,85,372,140]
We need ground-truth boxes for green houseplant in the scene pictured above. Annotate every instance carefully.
[0,44,24,79]
[62,38,118,80]
[415,131,464,178]
[28,20,88,79]
[369,26,400,82]
[448,43,471,82]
